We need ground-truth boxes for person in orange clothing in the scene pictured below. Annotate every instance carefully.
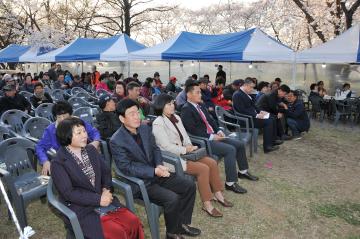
[91,65,101,88]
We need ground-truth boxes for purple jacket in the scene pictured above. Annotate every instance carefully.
[35,120,101,164]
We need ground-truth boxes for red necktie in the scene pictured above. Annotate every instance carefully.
[196,105,214,134]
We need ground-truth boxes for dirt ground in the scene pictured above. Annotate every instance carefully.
[1,120,360,239]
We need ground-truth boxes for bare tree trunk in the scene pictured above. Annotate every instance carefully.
[340,0,360,29]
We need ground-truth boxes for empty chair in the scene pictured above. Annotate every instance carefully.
[0,138,48,229]
[0,109,32,134]
[70,87,86,96]
[21,117,51,142]
[19,91,33,102]
[35,103,55,122]
[75,91,98,103]
[73,107,98,126]
[96,89,111,98]
[0,125,13,142]
[51,89,65,102]
[68,97,98,110]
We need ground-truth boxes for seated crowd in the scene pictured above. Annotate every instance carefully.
[0,64,315,239]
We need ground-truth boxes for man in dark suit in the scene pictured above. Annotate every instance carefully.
[280,90,310,139]
[110,99,200,239]
[181,82,258,195]
[232,78,281,153]
[256,84,290,140]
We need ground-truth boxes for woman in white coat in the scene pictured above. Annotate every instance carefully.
[152,93,233,217]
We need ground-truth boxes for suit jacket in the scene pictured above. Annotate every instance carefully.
[256,90,280,115]
[152,115,192,170]
[232,89,259,118]
[180,102,219,139]
[51,145,120,239]
[110,125,163,187]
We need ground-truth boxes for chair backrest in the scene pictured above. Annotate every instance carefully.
[68,97,88,110]
[19,91,33,102]
[75,92,97,103]
[0,125,13,142]
[0,138,37,175]
[51,89,65,101]
[35,103,55,121]
[0,109,32,134]
[22,117,51,140]
[96,89,111,98]
[214,106,231,134]
[73,107,97,126]
[71,87,86,96]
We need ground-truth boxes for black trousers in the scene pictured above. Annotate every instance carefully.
[253,117,277,149]
[146,174,196,234]
[209,138,249,182]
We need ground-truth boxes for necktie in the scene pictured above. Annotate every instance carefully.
[196,105,214,134]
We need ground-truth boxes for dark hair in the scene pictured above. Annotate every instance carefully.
[144,77,153,88]
[133,73,138,78]
[218,65,223,68]
[153,93,174,116]
[274,77,281,82]
[257,81,269,91]
[185,81,199,94]
[203,74,209,79]
[56,117,85,146]
[243,77,255,85]
[51,63,56,67]
[115,81,126,94]
[289,90,298,97]
[34,82,44,89]
[317,81,324,87]
[100,73,108,81]
[52,101,73,117]
[126,82,140,93]
[116,99,139,117]
[310,83,317,90]
[279,84,291,94]
[192,74,198,80]
[343,83,350,88]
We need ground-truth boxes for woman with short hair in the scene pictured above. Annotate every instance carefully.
[51,117,144,239]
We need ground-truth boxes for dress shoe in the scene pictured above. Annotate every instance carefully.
[166,233,185,239]
[180,224,201,237]
[225,183,247,194]
[273,139,284,145]
[282,134,293,141]
[264,145,279,153]
[238,171,259,181]
[216,198,234,207]
[202,207,223,217]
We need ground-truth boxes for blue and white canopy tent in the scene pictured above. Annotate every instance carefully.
[296,24,360,64]
[0,45,53,63]
[34,34,146,62]
[129,28,295,62]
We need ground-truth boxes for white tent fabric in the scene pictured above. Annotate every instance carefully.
[296,24,360,63]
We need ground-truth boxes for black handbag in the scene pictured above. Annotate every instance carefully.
[181,147,207,161]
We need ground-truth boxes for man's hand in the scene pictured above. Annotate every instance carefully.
[213,134,225,141]
[217,131,225,137]
[155,166,170,177]
[277,113,284,119]
[100,189,113,207]
[42,161,51,175]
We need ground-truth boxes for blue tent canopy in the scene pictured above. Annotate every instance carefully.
[0,44,55,63]
[35,34,146,62]
[129,28,295,62]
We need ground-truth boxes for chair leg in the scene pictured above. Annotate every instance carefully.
[249,139,253,158]
[14,197,27,229]
[334,112,340,126]
[253,132,258,153]
[148,204,160,239]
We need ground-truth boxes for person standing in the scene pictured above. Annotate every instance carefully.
[215,65,226,85]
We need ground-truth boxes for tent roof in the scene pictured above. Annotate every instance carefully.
[34,34,145,62]
[129,28,295,62]
[296,24,360,64]
[0,44,54,63]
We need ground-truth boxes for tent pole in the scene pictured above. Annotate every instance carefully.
[229,61,232,81]
[168,61,171,78]
[127,61,130,77]
[292,57,297,89]
[81,62,84,73]
[36,63,39,74]
[198,60,200,77]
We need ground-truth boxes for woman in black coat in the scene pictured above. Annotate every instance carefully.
[51,117,144,239]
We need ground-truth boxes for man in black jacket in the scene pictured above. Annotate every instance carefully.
[232,78,281,153]
[96,94,122,140]
[0,84,31,115]
[181,82,258,195]
[281,90,310,139]
[256,84,290,140]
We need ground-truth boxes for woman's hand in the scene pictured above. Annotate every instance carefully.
[100,189,113,207]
